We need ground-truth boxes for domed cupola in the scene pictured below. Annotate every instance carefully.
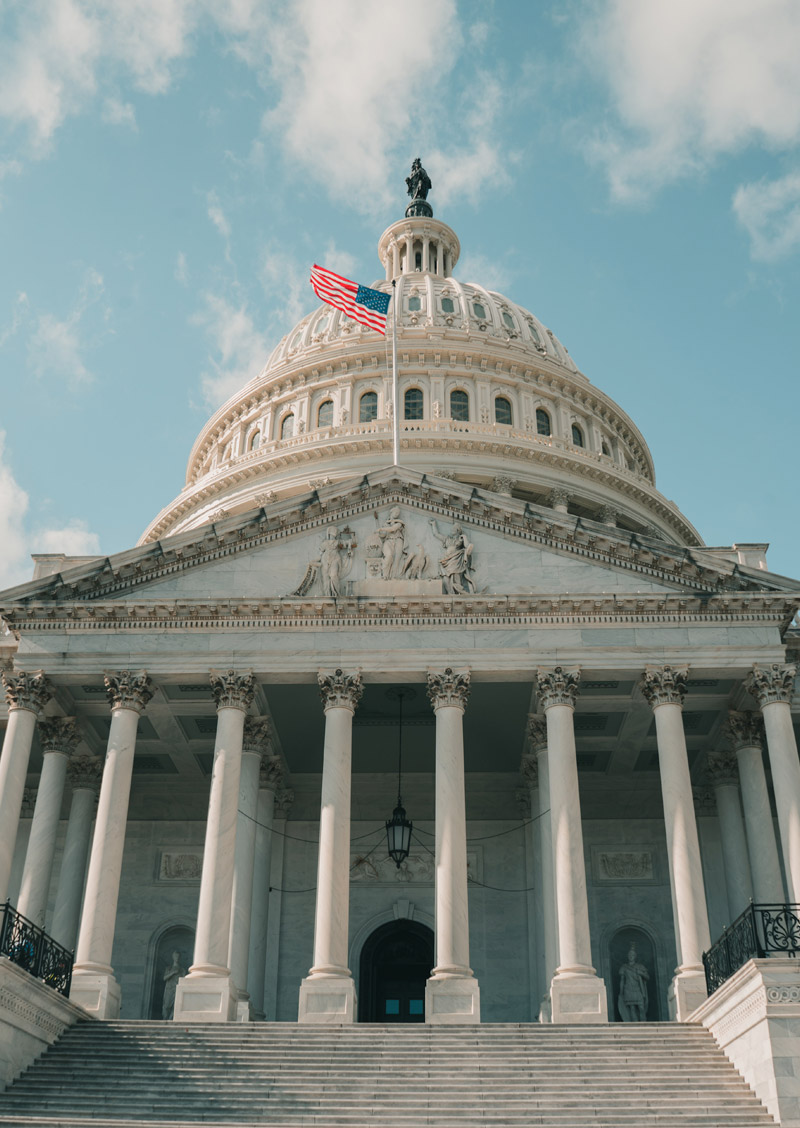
[139,162,702,549]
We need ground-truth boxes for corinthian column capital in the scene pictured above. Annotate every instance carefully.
[520,753,539,789]
[726,710,765,751]
[259,754,284,793]
[274,787,294,816]
[318,668,363,712]
[104,670,153,714]
[526,714,548,753]
[427,667,470,712]
[38,717,81,755]
[2,671,51,716]
[537,666,580,710]
[640,664,688,710]
[747,663,796,707]
[243,717,273,755]
[705,749,739,786]
[209,670,255,712]
[67,752,103,793]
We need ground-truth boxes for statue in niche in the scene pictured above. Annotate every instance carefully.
[429,518,476,594]
[406,157,432,201]
[161,950,186,1020]
[290,526,356,598]
[375,507,408,579]
[618,944,649,1022]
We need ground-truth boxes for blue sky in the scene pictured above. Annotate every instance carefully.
[0,0,798,588]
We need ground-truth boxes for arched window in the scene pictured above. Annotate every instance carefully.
[249,430,261,451]
[441,297,455,314]
[450,389,469,422]
[317,400,334,428]
[536,408,551,436]
[494,396,513,425]
[571,423,584,447]
[472,302,486,320]
[528,321,542,345]
[280,414,294,440]
[408,296,421,312]
[359,392,378,423]
[404,388,423,420]
[502,311,515,331]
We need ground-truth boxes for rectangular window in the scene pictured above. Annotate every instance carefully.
[385,999,400,1015]
[409,1000,424,1015]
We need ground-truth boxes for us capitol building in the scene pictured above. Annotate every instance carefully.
[2,164,800,1122]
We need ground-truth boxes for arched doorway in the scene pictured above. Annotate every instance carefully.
[608,925,660,1022]
[358,920,433,1023]
[147,925,195,1019]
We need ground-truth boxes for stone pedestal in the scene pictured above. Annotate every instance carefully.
[424,976,481,1024]
[692,958,800,1127]
[68,971,121,1021]
[173,974,239,1023]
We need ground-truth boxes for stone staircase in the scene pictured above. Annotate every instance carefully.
[0,1021,775,1128]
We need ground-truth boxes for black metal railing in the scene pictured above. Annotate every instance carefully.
[0,901,73,996]
[703,903,800,994]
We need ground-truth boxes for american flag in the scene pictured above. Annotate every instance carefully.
[310,264,391,335]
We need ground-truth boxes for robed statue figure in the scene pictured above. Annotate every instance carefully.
[406,158,432,202]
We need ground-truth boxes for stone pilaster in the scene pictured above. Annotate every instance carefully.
[746,664,800,901]
[424,667,479,1023]
[71,671,153,1019]
[538,667,607,1023]
[705,749,753,918]
[17,718,80,929]
[0,672,51,905]
[726,710,784,903]
[175,671,254,1023]
[641,664,710,1020]
[299,669,362,1024]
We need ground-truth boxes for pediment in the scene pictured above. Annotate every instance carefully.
[1,469,799,618]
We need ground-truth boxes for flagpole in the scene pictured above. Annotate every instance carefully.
[391,278,399,467]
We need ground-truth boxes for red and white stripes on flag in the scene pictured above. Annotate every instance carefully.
[310,264,391,336]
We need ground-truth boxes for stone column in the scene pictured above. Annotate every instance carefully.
[17,718,81,928]
[0,672,51,905]
[299,668,362,1023]
[515,779,538,1021]
[71,672,152,1018]
[50,753,103,951]
[262,787,293,1020]
[247,753,283,1020]
[527,715,558,1021]
[705,749,753,919]
[747,664,800,902]
[642,664,710,1019]
[727,710,784,903]
[228,717,273,1021]
[405,235,414,272]
[424,668,480,1024]
[538,667,607,1023]
[548,488,571,514]
[174,670,254,1023]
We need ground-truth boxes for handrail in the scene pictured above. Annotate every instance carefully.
[702,903,800,995]
[0,900,73,996]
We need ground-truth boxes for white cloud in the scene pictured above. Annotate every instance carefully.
[27,268,105,387]
[0,432,100,590]
[207,190,231,241]
[578,0,800,202]
[102,96,137,129]
[733,172,800,261]
[456,253,513,294]
[0,292,30,348]
[260,246,312,334]
[174,250,189,284]
[193,292,269,408]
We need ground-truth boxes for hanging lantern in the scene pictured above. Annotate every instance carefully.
[385,688,413,867]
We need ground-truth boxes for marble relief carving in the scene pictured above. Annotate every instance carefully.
[429,519,475,593]
[158,851,203,881]
[351,850,480,884]
[591,847,656,883]
[292,526,357,597]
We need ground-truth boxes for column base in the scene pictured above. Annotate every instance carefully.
[425,975,481,1024]
[549,972,608,1024]
[235,994,253,1022]
[298,976,356,1024]
[69,970,122,1020]
[668,968,708,1021]
[173,974,239,1023]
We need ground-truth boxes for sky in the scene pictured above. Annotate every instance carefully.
[0,0,798,589]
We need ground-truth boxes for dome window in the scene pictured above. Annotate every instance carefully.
[450,389,469,422]
[441,297,455,314]
[571,423,584,447]
[315,314,330,334]
[317,400,334,428]
[404,388,423,420]
[494,397,513,426]
[472,302,486,320]
[502,312,515,331]
[536,409,551,436]
[602,441,610,457]
[360,392,378,423]
[408,296,421,312]
[249,430,261,452]
[280,414,295,440]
